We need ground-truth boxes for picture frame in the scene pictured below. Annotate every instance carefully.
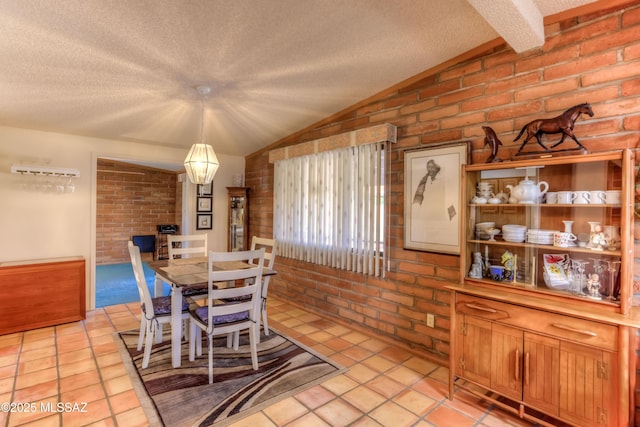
[197,196,212,212]
[196,214,212,230]
[404,141,470,254]
[197,182,212,196]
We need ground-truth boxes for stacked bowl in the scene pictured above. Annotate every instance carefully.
[526,229,557,245]
[475,222,496,240]
[502,224,527,242]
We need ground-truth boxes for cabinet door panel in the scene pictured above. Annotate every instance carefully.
[559,341,616,427]
[491,323,523,401]
[458,315,492,388]
[523,333,560,416]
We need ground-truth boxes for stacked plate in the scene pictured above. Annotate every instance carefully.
[502,224,526,242]
[475,222,495,240]
[526,229,558,245]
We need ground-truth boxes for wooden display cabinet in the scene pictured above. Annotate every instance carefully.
[227,187,249,252]
[448,150,639,426]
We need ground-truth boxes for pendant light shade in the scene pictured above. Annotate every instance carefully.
[184,85,219,185]
[184,143,219,185]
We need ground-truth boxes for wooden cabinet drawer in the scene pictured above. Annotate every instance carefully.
[455,294,617,351]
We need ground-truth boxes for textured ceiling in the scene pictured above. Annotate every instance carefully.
[0,0,595,164]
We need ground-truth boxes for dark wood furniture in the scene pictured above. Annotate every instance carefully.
[227,187,249,251]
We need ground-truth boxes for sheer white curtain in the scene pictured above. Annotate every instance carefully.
[274,141,385,276]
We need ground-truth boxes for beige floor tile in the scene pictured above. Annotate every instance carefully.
[315,398,363,426]
[228,410,277,427]
[342,385,387,413]
[321,374,359,395]
[12,379,58,402]
[108,389,142,415]
[393,389,437,416]
[15,367,58,390]
[282,411,330,427]
[365,374,406,399]
[344,363,378,384]
[361,354,397,373]
[294,385,336,410]
[114,407,149,427]
[368,401,419,427]
[263,396,309,425]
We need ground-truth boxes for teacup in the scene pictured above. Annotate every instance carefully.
[589,190,606,205]
[605,190,621,205]
[545,192,558,204]
[489,265,505,281]
[553,231,577,247]
[573,190,590,204]
[557,191,576,204]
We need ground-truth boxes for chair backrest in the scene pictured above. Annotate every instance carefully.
[168,234,208,259]
[128,241,154,319]
[250,236,276,270]
[202,249,266,333]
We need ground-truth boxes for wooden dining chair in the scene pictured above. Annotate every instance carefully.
[250,236,276,338]
[167,234,209,297]
[188,248,265,384]
[128,241,190,369]
[167,234,208,259]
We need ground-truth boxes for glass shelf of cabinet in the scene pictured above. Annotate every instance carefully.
[462,150,632,312]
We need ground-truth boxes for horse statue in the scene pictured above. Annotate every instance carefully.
[482,126,503,163]
[513,103,594,155]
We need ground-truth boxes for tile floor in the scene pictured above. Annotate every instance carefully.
[0,296,538,427]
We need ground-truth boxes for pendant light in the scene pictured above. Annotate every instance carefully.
[184,85,219,185]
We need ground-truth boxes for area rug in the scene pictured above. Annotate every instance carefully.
[116,329,346,426]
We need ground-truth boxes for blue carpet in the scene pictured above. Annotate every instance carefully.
[96,262,170,308]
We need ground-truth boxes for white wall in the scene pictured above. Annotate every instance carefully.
[0,125,244,309]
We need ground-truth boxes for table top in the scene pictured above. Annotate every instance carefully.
[147,256,275,287]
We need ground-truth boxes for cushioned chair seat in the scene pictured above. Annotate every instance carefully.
[143,296,189,316]
[193,306,249,325]
[181,284,211,297]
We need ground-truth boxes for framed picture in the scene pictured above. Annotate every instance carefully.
[404,141,470,254]
[197,196,212,212]
[197,182,212,196]
[196,214,212,230]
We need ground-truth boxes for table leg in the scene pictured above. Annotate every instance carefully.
[171,285,183,368]
[154,274,164,297]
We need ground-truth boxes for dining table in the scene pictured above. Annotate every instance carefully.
[147,256,276,368]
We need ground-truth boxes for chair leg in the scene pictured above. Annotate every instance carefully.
[142,322,155,369]
[249,324,259,371]
[208,335,214,384]
[137,319,146,351]
[155,323,163,344]
[189,322,196,361]
[262,305,269,336]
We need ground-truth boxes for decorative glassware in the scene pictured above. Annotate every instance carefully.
[603,260,621,301]
[569,259,589,296]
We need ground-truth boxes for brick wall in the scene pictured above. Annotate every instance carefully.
[247,2,640,363]
[96,159,180,264]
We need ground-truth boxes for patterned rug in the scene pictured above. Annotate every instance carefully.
[116,329,346,426]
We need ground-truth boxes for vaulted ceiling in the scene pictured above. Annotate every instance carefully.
[0,0,597,161]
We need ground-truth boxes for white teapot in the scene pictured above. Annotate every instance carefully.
[506,179,549,204]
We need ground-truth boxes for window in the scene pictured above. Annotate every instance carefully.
[274,141,386,276]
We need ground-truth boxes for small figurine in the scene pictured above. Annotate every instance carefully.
[513,103,594,155]
[469,252,484,278]
[482,126,503,163]
[588,224,607,250]
[587,273,600,297]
